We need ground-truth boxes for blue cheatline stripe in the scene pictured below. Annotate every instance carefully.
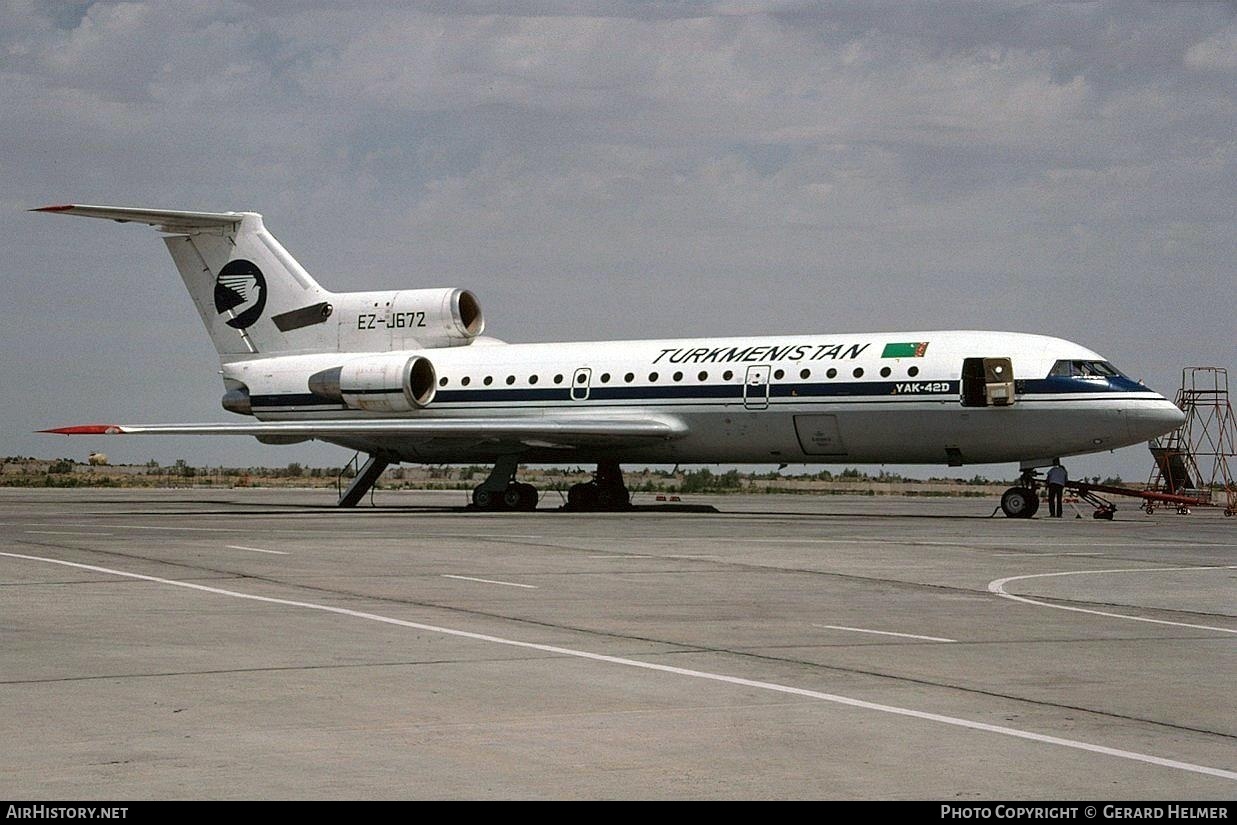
[435,381,923,403]
[1025,377,1148,394]
[251,377,1159,410]
[591,384,740,400]
[341,387,404,396]
[250,393,347,409]
[437,387,570,403]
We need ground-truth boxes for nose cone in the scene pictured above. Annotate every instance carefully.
[1133,399,1186,441]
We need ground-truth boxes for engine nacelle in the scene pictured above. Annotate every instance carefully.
[336,287,484,351]
[309,354,437,413]
[393,288,484,343]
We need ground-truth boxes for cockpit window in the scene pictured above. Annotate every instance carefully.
[1048,360,1123,379]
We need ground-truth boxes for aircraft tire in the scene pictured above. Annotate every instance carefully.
[596,485,630,508]
[1001,487,1037,519]
[502,485,524,509]
[567,482,598,509]
[472,487,497,509]
[513,483,538,510]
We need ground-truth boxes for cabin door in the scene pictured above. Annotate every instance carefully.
[960,357,1015,407]
[571,367,592,401]
[744,365,771,410]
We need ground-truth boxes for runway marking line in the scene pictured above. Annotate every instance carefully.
[442,574,537,589]
[994,552,1103,557]
[1,551,1233,783]
[711,538,1237,549]
[225,545,289,556]
[588,554,653,559]
[24,531,112,537]
[988,566,1237,635]
[812,624,956,643]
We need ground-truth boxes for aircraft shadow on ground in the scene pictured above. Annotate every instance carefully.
[87,501,1006,519]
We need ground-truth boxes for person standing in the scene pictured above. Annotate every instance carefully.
[1046,462,1068,518]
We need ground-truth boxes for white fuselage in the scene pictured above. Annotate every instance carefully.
[222,330,1183,467]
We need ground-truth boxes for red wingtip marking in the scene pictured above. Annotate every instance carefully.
[40,424,122,435]
[32,204,77,212]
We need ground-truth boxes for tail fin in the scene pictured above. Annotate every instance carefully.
[34,204,334,357]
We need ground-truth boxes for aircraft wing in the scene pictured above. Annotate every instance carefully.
[41,416,689,448]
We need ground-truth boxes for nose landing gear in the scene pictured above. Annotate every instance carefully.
[1000,485,1040,518]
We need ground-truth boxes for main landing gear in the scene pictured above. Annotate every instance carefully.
[565,460,632,511]
[468,458,632,512]
[999,470,1041,519]
[470,456,538,511]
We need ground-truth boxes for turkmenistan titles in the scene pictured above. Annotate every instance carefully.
[651,342,870,364]
[881,342,929,358]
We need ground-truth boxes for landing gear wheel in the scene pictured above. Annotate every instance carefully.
[472,487,497,509]
[1001,486,1038,519]
[502,483,538,511]
[566,461,632,510]
[596,484,630,508]
[567,482,598,509]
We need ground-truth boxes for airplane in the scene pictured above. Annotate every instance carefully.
[34,204,1186,518]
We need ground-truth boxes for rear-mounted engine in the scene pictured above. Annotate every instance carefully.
[308,355,437,413]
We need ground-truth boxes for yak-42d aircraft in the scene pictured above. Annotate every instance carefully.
[35,204,1185,517]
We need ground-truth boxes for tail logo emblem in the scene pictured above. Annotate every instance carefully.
[214,259,267,330]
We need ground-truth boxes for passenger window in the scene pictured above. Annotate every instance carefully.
[698,371,708,381]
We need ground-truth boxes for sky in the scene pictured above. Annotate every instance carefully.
[1,0,1233,482]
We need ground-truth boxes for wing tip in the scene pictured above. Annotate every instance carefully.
[31,204,77,213]
[39,424,123,435]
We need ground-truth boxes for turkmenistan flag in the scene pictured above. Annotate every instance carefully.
[881,342,929,358]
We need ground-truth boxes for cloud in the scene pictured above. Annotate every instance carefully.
[1185,23,1237,70]
[0,0,1233,477]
